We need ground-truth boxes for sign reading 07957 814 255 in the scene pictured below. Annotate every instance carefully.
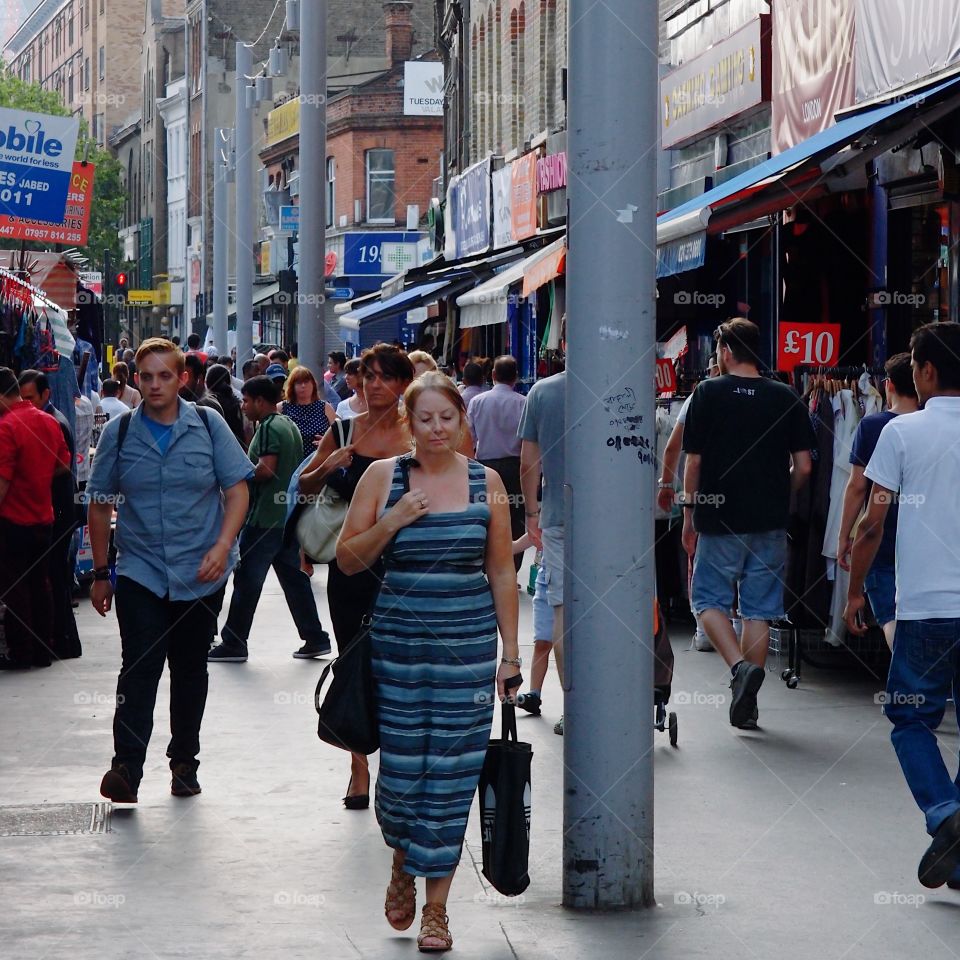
[0,107,80,224]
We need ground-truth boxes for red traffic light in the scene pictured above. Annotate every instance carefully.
[115,272,127,288]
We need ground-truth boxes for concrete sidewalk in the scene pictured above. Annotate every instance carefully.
[2,567,959,959]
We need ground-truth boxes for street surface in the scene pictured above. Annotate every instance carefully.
[2,561,958,959]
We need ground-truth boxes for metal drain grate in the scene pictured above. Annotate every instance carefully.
[0,802,112,837]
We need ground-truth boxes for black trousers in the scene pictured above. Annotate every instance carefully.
[112,577,225,786]
[49,523,81,659]
[327,558,382,654]
[0,518,54,665]
[480,455,525,572]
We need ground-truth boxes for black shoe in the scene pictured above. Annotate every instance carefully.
[100,764,138,803]
[729,663,765,728]
[343,776,369,810]
[517,692,542,716]
[292,635,332,659]
[207,642,248,663]
[171,763,201,797]
[919,810,960,888]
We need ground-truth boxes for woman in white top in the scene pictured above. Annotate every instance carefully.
[334,357,367,420]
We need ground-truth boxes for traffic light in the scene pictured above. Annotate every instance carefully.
[114,272,128,302]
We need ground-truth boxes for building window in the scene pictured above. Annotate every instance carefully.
[365,149,395,223]
[68,6,74,45]
[326,157,335,227]
[84,57,89,90]
[98,45,104,80]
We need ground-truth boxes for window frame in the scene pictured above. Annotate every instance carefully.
[365,148,395,225]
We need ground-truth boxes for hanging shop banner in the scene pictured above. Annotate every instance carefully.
[492,165,513,249]
[656,231,706,279]
[0,107,80,223]
[777,321,841,372]
[660,16,771,149]
[855,0,960,102]
[451,158,491,258]
[403,61,445,116]
[265,98,300,146]
[772,0,854,154]
[511,152,538,241]
[656,358,678,394]
[536,151,566,193]
[0,161,95,245]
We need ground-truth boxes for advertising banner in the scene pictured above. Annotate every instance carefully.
[855,0,960,102]
[0,107,80,223]
[452,158,491,258]
[0,161,94,245]
[492,165,513,249]
[772,0,855,153]
[511,152,538,241]
[403,61,445,116]
[660,16,771,149]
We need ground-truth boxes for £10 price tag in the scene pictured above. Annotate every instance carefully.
[777,322,841,373]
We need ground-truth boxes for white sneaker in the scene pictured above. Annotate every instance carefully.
[693,630,714,652]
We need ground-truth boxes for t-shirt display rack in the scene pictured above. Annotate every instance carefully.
[0,266,73,374]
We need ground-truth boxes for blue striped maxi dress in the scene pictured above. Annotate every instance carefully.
[372,455,498,878]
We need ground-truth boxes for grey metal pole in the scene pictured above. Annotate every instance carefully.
[296,0,326,375]
[234,42,255,366]
[562,0,658,909]
[212,128,229,359]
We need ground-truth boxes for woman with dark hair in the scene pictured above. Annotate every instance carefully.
[298,343,414,811]
[111,361,141,409]
[334,358,367,420]
[279,365,338,460]
[205,364,247,449]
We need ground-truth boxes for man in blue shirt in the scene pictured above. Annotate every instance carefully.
[88,338,253,803]
[837,352,918,650]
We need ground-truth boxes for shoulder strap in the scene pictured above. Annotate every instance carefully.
[333,416,354,449]
[117,410,134,453]
[196,404,212,438]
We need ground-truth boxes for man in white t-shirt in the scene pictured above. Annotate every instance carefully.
[98,379,129,420]
[845,321,960,891]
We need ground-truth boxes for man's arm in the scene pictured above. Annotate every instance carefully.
[843,483,893,635]
[88,501,114,617]
[681,453,701,557]
[252,453,278,483]
[837,465,869,571]
[790,450,813,493]
[197,480,250,583]
[658,419,683,511]
[519,439,542,550]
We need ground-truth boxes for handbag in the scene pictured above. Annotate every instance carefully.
[314,611,380,755]
[295,418,353,563]
[478,676,532,896]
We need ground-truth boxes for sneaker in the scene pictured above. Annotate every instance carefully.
[100,764,138,804]
[738,706,760,730]
[170,763,201,797]
[693,631,713,652]
[729,662,765,728]
[292,634,332,659]
[517,692,542,716]
[919,810,960,888]
[554,716,564,736]
[207,642,248,663]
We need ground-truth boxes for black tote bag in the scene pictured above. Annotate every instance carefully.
[479,678,533,896]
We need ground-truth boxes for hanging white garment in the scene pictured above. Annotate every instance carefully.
[822,390,861,559]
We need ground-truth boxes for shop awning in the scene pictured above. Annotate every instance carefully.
[458,240,567,329]
[338,275,471,332]
[656,73,960,275]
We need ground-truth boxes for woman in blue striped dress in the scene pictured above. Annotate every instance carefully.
[337,372,521,953]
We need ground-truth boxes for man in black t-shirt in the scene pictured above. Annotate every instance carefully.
[682,318,815,728]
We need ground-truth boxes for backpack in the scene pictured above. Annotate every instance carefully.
[116,404,213,452]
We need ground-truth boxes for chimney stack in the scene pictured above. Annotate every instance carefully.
[384,1,414,67]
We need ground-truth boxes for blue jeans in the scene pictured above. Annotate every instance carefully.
[221,525,327,649]
[865,563,896,626]
[886,618,960,835]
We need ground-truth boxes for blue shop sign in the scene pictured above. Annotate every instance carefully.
[656,230,706,279]
[343,232,424,275]
[279,205,299,232]
[0,107,79,223]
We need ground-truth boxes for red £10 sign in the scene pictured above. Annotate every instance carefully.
[655,358,677,394]
[777,322,841,373]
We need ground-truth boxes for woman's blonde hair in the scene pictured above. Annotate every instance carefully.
[408,350,438,372]
[284,365,319,404]
[403,371,467,422]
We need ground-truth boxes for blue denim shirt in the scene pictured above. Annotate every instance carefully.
[87,399,254,600]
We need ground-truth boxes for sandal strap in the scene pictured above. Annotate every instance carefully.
[418,903,453,949]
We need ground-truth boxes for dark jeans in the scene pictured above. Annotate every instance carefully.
[887,617,960,835]
[221,525,326,649]
[480,455,524,572]
[113,577,225,786]
[0,518,54,664]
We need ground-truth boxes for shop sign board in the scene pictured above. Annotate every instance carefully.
[536,151,566,193]
[511,152,538,241]
[492,165,513,249]
[403,61,445,116]
[660,16,771,149]
[450,158,491,258]
[343,233,423,275]
[0,107,80,223]
[279,205,299,232]
[656,231,706,279]
[777,321,841,372]
[772,0,855,153]
[855,0,960,102]
[265,98,300,147]
[0,161,95,244]
[656,358,677,394]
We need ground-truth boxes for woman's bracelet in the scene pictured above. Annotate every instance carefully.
[525,509,540,517]
[500,656,522,667]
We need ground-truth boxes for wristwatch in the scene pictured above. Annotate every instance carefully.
[657,479,672,489]
[93,566,111,582]
[500,656,522,667]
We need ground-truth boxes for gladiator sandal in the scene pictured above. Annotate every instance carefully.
[417,902,453,953]
[384,852,416,931]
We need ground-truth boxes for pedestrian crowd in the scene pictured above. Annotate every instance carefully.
[5,315,960,945]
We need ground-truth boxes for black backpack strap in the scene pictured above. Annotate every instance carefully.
[195,404,213,439]
[116,410,134,453]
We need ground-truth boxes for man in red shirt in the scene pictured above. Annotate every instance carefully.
[0,367,71,669]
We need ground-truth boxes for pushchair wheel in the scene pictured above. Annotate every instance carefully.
[781,668,799,689]
[668,711,678,747]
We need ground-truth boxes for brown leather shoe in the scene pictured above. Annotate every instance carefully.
[100,765,138,803]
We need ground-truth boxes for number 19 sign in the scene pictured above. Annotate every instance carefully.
[777,322,841,373]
